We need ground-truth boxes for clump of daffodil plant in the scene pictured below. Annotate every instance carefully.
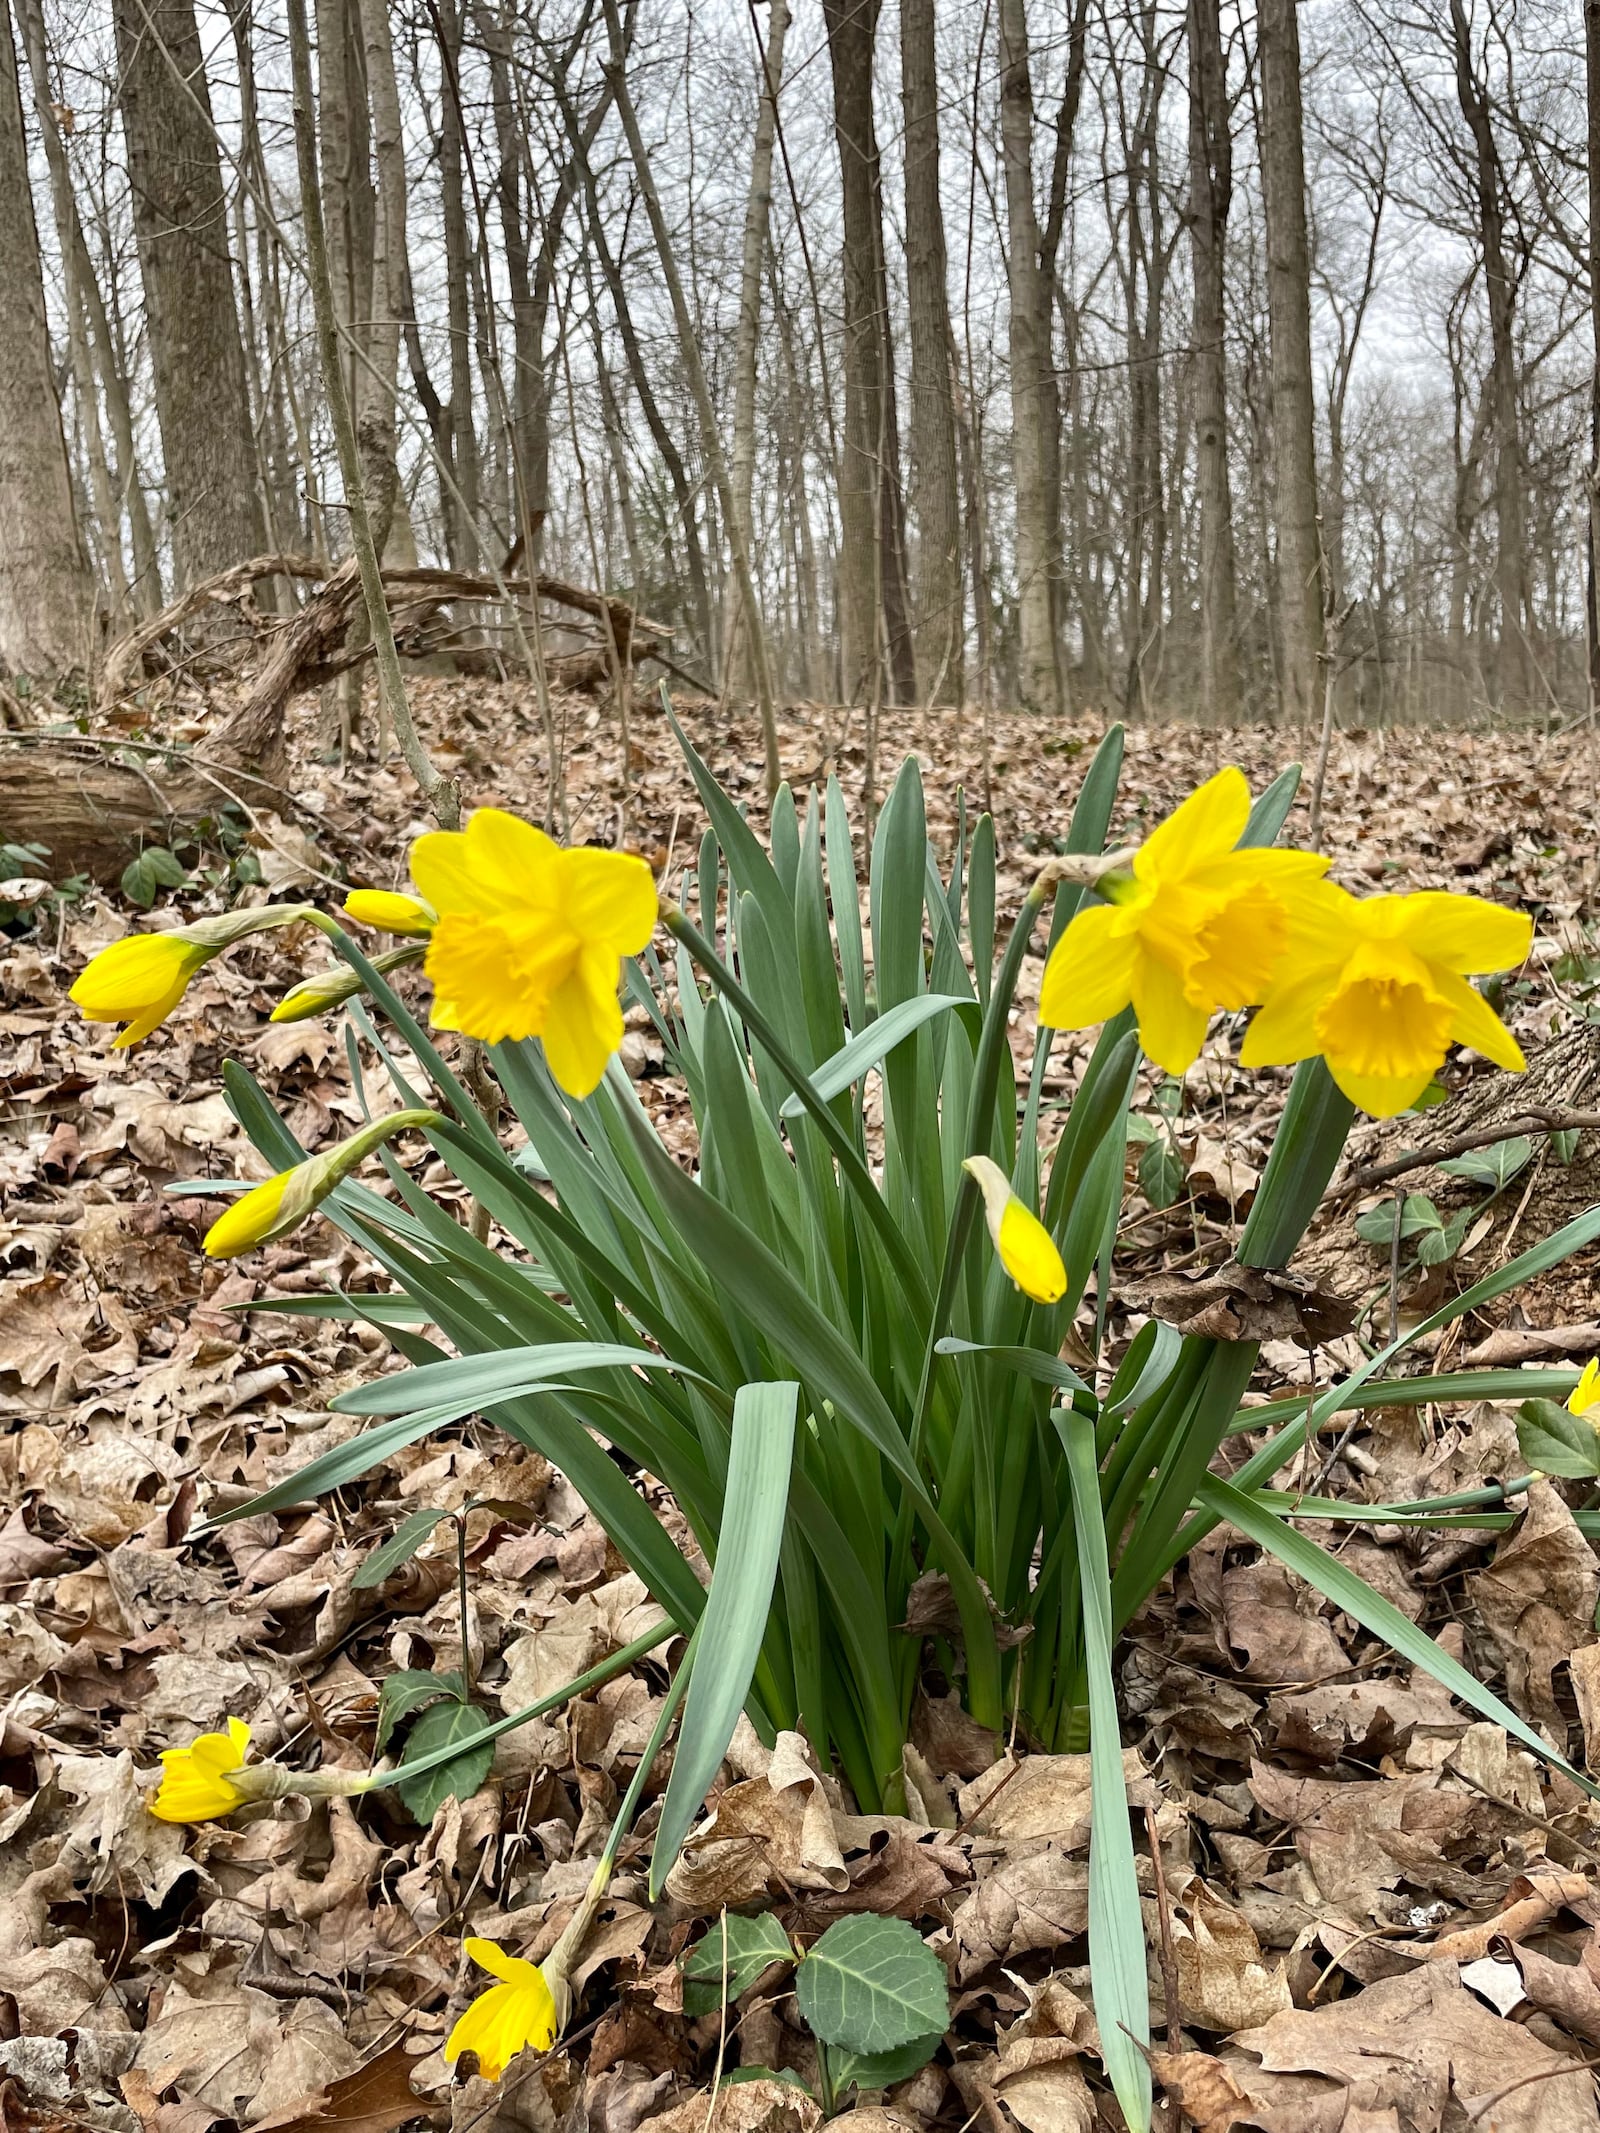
[79,712,1600,2132]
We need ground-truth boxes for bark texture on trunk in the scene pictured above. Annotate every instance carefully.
[823,0,916,708]
[1186,0,1238,720]
[1257,0,1323,724]
[729,0,788,674]
[901,0,963,704]
[112,0,265,588]
[1449,0,1526,710]
[997,0,1062,714]
[0,0,95,675]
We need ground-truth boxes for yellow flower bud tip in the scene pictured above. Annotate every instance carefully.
[342,889,438,937]
[70,930,214,1047]
[963,1155,1067,1306]
[202,1108,442,1259]
[149,1717,253,1823]
[446,1940,558,2079]
[1037,767,1331,1077]
[1240,885,1532,1117]
[203,1170,294,1258]
[409,807,658,1099]
[1568,1359,1600,1419]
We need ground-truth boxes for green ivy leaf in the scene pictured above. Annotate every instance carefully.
[1137,1136,1185,1211]
[1517,1398,1600,1480]
[829,2034,944,2092]
[395,1697,493,1821]
[795,1915,949,2055]
[681,1913,796,2015]
[1437,1136,1532,1189]
[377,1666,465,1751]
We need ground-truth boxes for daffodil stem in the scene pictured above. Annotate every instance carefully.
[539,1619,700,2032]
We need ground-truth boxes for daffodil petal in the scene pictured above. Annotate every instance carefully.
[1130,954,1210,1075]
[1238,970,1338,1067]
[1038,904,1138,1029]
[1324,1062,1438,1119]
[1136,765,1251,878]
[1384,890,1533,974]
[466,808,563,901]
[541,946,624,1098]
[559,847,659,955]
[1569,1360,1600,1416]
[1434,968,1526,1074]
[463,1938,534,1985]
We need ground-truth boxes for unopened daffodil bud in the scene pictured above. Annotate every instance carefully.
[1569,1360,1600,1418]
[271,940,427,1022]
[72,904,320,1047]
[446,1940,559,2080]
[342,888,438,936]
[203,1106,442,1258]
[963,1155,1067,1305]
[149,1716,375,1822]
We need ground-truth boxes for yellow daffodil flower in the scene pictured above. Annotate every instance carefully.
[1568,1360,1600,1418]
[446,1939,558,2079]
[1239,883,1530,1117]
[72,905,318,1047]
[203,1107,441,1257]
[271,942,426,1022]
[342,889,437,936]
[963,1155,1067,1305]
[150,1717,254,1822]
[72,931,215,1047]
[411,808,658,1098]
[1038,768,1329,1075]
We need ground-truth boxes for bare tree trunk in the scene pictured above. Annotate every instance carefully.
[1257,0,1323,724]
[0,0,95,674]
[356,0,406,557]
[562,92,715,665]
[1449,0,1526,710]
[18,0,159,615]
[112,0,265,588]
[901,0,963,704]
[822,0,916,709]
[997,0,1062,714]
[728,0,788,688]
[1186,0,1239,720]
[601,0,780,790]
[434,0,480,567]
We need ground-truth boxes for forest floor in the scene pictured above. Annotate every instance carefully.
[7,682,1600,2133]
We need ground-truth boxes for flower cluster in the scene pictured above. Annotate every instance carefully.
[1040,767,1530,1118]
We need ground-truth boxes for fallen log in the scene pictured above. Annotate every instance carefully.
[4,559,673,881]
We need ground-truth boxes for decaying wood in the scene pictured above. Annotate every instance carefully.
[3,556,671,878]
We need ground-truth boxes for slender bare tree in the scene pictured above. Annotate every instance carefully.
[112,0,265,587]
[901,0,963,704]
[1186,0,1238,719]
[0,0,95,673]
[1257,0,1325,723]
[997,0,1062,714]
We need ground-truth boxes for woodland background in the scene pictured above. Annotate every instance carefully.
[2,0,1600,753]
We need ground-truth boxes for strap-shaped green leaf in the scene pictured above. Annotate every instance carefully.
[1200,1476,1600,1798]
[332,1341,703,1418]
[778,996,978,1117]
[649,1381,799,1895]
[1059,1409,1152,2133]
